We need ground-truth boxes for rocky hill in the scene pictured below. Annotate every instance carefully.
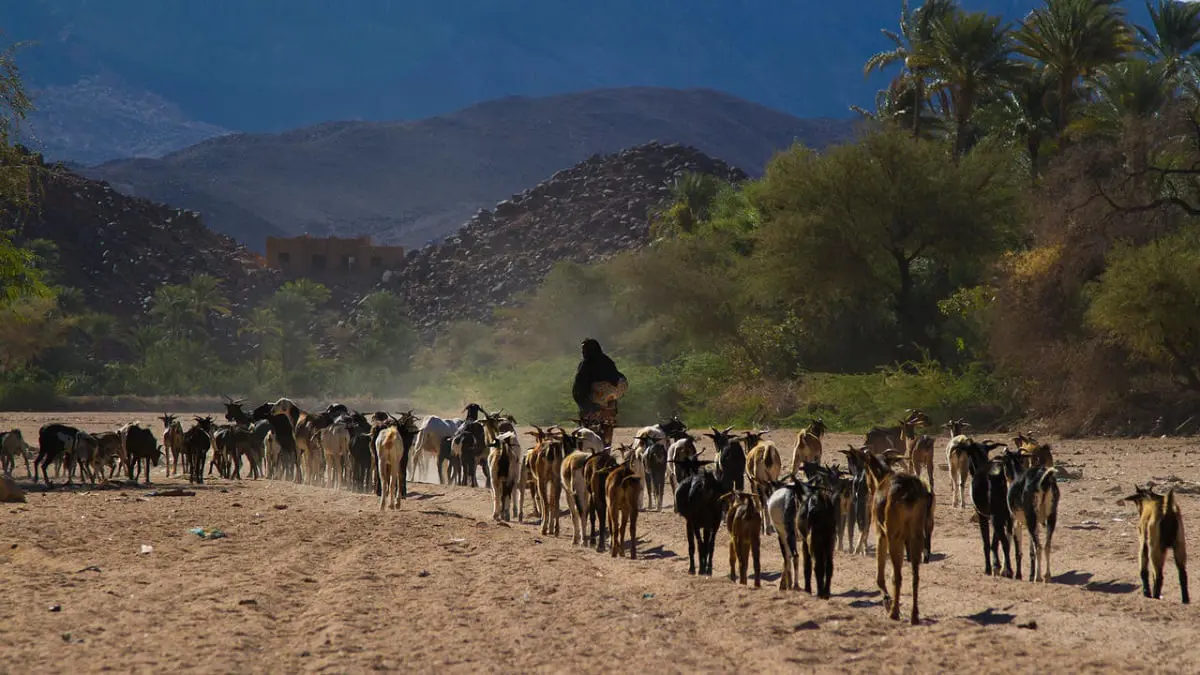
[84,88,855,252]
[7,156,279,322]
[381,142,745,334]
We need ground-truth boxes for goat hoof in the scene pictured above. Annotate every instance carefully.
[910,615,920,626]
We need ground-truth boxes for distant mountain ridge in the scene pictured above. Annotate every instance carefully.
[3,0,1069,135]
[85,87,858,251]
[23,75,231,165]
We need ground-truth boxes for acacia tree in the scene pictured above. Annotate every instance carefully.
[752,130,1022,363]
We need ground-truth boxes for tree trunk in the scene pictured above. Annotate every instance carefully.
[891,247,917,360]
[912,77,924,139]
[1057,72,1074,132]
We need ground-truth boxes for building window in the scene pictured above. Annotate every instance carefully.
[341,255,354,272]
[370,256,382,267]
[312,254,327,271]
[278,252,291,267]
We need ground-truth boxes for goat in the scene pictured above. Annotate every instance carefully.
[183,417,214,485]
[606,445,642,559]
[1014,433,1054,469]
[744,430,782,534]
[722,491,762,587]
[963,440,1013,577]
[1001,449,1059,583]
[673,457,724,576]
[90,430,124,481]
[837,447,872,555]
[124,424,162,485]
[159,414,186,478]
[450,420,487,487]
[35,424,95,486]
[631,429,667,512]
[519,426,551,522]
[1122,485,1189,604]
[585,447,618,551]
[488,431,522,522]
[561,446,592,545]
[705,426,744,492]
[865,451,934,624]
[319,417,352,490]
[667,435,702,494]
[534,428,570,536]
[1,429,31,479]
[801,474,840,598]
[413,415,462,483]
[944,422,973,509]
[898,409,935,495]
[253,402,298,481]
[376,413,418,509]
[789,418,827,472]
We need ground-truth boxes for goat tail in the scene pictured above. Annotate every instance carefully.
[1037,467,1058,491]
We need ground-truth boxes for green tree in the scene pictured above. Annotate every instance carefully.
[0,39,45,308]
[1087,228,1200,391]
[1075,58,1172,138]
[926,9,1019,156]
[352,290,417,367]
[1014,0,1133,131]
[238,306,282,383]
[751,131,1022,363]
[865,0,960,138]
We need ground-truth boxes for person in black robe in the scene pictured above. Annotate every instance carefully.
[572,338,627,422]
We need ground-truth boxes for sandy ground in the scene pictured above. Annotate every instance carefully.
[2,411,1200,674]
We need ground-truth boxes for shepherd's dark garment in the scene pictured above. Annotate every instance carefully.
[572,341,625,414]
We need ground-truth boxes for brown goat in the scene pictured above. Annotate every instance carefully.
[1014,433,1054,469]
[533,430,568,536]
[722,491,762,587]
[789,418,826,473]
[606,445,642,559]
[866,452,935,625]
[585,449,618,552]
[899,410,935,494]
[1122,485,1189,604]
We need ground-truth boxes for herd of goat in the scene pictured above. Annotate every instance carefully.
[0,402,1190,625]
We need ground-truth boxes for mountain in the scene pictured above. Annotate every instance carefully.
[382,142,747,334]
[3,0,1071,136]
[24,75,230,165]
[84,87,858,251]
[8,155,278,323]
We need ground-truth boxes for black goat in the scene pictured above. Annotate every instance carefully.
[704,426,744,492]
[1002,450,1060,582]
[253,402,299,481]
[124,424,162,485]
[673,458,724,576]
[964,440,1013,577]
[35,423,91,486]
[184,417,214,485]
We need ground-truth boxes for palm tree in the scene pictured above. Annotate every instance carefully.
[865,0,960,138]
[1085,58,1172,123]
[149,284,197,339]
[974,66,1058,176]
[1014,0,1134,131]
[1137,0,1200,76]
[851,78,948,139]
[238,306,281,382]
[926,10,1020,155]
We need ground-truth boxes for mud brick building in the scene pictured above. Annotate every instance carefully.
[265,234,405,279]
